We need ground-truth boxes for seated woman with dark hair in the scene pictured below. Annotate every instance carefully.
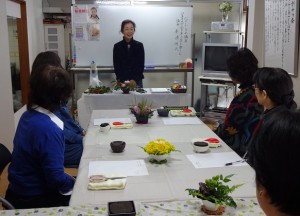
[248,109,300,216]
[32,51,85,168]
[253,67,297,122]
[6,65,75,209]
[216,48,263,156]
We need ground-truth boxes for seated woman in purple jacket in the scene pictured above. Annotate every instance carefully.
[31,51,85,168]
[6,64,75,208]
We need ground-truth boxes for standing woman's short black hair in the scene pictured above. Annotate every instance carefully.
[27,65,72,112]
[253,67,297,109]
[248,109,300,215]
[227,47,258,84]
[120,19,136,33]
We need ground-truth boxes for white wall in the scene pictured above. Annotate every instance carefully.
[0,1,15,151]
[291,42,300,106]
[0,0,44,151]
[25,0,45,68]
[248,0,300,106]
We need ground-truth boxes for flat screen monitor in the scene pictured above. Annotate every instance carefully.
[202,43,240,77]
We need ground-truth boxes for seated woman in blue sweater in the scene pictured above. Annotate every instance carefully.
[6,64,75,209]
[31,51,85,168]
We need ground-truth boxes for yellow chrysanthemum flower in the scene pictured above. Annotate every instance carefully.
[142,138,178,155]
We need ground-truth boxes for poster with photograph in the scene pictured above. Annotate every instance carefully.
[73,5,88,23]
[88,5,100,23]
[88,23,100,41]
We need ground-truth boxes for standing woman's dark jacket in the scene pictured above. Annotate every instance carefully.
[113,37,145,83]
[216,82,263,156]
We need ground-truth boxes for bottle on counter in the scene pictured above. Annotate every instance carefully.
[89,61,102,87]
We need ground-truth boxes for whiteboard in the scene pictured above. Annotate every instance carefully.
[72,5,193,67]
[265,0,299,76]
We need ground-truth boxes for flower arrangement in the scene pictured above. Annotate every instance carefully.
[219,1,233,22]
[142,138,177,155]
[130,99,154,123]
[141,138,179,164]
[112,80,137,93]
[219,1,233,13]
[85,86,111,94]
[186,174,243,214]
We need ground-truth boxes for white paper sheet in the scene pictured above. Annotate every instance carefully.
[88,160,149,177]
[162,117,202,125]
[94,118,132,126]
[186,152,248,168]
[151,88,170,93]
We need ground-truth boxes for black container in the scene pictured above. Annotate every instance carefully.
[108,201,136,216]
[110,141,126,153]
[157,109,170,117]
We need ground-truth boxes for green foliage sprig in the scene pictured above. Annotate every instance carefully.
[186,174,243,208]
[85,86,111,94]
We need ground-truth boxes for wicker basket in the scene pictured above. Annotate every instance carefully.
[171,88,187,93]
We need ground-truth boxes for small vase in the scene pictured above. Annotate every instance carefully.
[149,154,168,164]
[202,200,220,211]
[221,11,229,22]
[122,88,130,94]
[135,116,149,124]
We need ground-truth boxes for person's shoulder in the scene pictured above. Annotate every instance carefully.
[114,40,124,46]
[133,39,143,46]
[19,110,62,136]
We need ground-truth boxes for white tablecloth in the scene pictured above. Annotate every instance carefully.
[77,89,191,129]
[70,110,256,207]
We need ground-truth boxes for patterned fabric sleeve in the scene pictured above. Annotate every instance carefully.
[217,88,263,156]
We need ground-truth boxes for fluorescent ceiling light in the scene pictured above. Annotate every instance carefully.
[95,0,131,5]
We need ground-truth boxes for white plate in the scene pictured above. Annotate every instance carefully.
[191,137,221,148]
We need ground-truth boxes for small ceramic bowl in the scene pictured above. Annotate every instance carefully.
[110,141,126,153]
[100,123,111,133]
[157,109,170,117]
[193,141,209,153]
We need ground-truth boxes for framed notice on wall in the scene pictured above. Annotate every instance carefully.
[265,0,299,76]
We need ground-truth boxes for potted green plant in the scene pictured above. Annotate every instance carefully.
[186,174,243,215]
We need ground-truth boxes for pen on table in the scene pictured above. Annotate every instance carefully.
[225,159,245,166]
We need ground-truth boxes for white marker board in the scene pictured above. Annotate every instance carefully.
[265,0,299,76]
[72,5,193,67]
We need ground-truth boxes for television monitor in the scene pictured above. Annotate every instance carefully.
[202,43,240,77]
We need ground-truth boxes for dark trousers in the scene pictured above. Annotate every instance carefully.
[64,143,83,168]
[136,80,143,88]
[5,188,71,209]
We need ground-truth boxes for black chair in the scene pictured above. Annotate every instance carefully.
[0,143,14,209]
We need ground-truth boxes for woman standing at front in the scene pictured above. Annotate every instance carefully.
[113,19,145,88]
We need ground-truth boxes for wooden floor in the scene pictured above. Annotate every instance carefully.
[0,164,77,210]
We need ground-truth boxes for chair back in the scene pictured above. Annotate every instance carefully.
[0,143,11,176]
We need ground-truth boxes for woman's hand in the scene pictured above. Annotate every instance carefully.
[81,130,86,136]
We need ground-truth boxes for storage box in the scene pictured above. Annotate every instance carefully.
[108,201,136,216]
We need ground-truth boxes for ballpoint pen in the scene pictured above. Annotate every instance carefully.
[225,159,245,166]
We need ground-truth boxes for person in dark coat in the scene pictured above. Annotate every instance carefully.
[113,19,145,88]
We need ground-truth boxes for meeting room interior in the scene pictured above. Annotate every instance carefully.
[0,0,299,215]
